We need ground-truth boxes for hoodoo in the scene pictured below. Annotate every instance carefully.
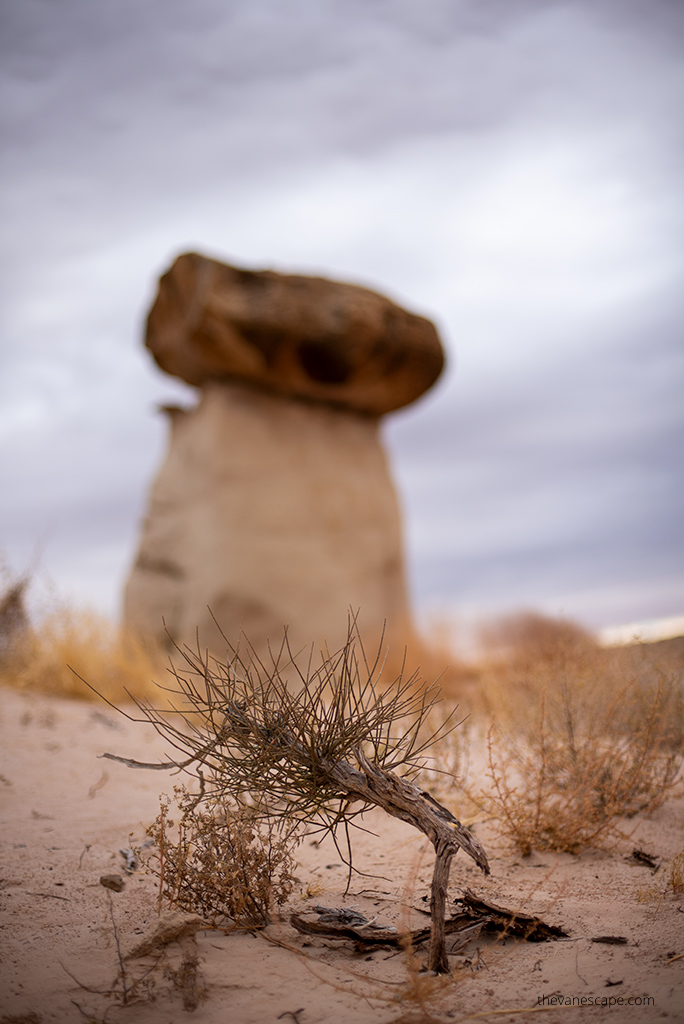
[124,252,444,660]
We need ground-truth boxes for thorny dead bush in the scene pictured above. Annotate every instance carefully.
[464,614,683,855]
[146,785,298,926]
[102,617,475,835]
[100,616,489,973]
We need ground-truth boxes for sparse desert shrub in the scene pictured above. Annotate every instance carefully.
[102,617,489,973]
[469,712,679,856]
[477,612,683,751]
[638,847,684,908]
[462,613,682,855]
[479,610,594,666]
[0,603,165,703]
[607,641,684,753]
[145,785,298,926]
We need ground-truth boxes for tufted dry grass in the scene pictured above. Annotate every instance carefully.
[457,613,683,854]
[0,602,166,704]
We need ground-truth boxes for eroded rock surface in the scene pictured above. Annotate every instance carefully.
[145,252,443,415]
[125,382,412,658]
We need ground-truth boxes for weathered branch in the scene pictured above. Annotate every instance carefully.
[326,748,489,872]
[322,749,489,972]
[290,907,488,953]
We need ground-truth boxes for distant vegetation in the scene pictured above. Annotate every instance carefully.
[1,575,682,866]
[0,575,164,703]
[443,613,683,854]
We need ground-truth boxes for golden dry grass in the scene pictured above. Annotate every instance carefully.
[638,846,684,908]
[2,592,681,861]
[0,603,166,704]
[457,613,683,854]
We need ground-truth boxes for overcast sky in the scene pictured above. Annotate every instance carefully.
[1,0,683,638]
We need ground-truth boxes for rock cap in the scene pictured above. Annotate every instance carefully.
[145,252,444,415]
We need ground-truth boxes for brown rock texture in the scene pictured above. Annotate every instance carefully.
[145,252,444,415]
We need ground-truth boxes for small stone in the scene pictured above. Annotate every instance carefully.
[100,873,124,892]
[126,911,207,958]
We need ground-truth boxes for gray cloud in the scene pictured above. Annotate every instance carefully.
[386,289,684,625]
[1,0,682,633]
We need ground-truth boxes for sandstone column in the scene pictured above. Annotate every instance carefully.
[124,253,444,662]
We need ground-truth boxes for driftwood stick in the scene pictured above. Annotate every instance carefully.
[290,909,488,952]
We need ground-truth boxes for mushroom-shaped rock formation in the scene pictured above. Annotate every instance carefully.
[124,253,445,662]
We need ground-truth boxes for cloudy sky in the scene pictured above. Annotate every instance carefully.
[1,0,683,638]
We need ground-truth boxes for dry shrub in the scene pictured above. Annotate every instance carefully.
[0,603,165,704]
[638,847,684,908]
[462,613,683,855]
[145,784,298,927]
[103,618,489,972]
[404,622,484,820]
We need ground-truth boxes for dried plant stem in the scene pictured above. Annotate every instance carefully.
[158,799,166,916]
[107,893,130,1005]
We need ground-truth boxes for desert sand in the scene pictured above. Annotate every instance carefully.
[1,684,682,1024]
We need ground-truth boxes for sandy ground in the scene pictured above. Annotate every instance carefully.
[1,685,683,1024]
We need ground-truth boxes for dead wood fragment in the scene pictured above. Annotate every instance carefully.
[119,848,138,873]
[626,848,660,871]
[410,918,488,953]
[312,905,391,928]
[591,935,628,945]
[290,906,488,953]
[291,909,396,948]
[455,889,569,941]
